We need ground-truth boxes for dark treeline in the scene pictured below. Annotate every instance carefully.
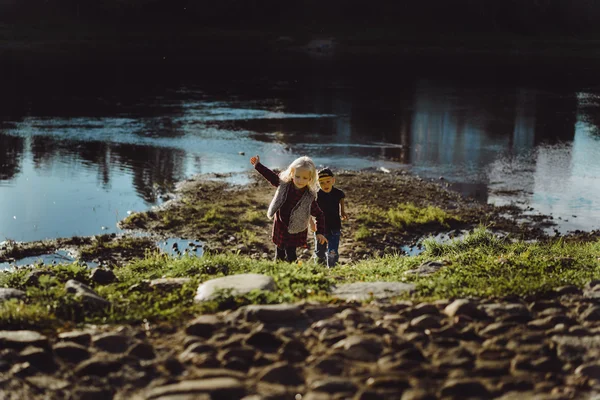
[2,0,600,36]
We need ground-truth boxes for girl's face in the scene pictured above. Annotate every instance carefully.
[292,167,312,189]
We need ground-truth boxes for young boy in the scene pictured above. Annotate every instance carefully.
[311,168,347,267]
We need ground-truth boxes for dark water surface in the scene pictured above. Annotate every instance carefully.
[1,55,599,242]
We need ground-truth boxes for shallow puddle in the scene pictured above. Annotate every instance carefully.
[0,250,99,271]
[401,231,469,256]
[156,238,204,257]
[0,237,203,271]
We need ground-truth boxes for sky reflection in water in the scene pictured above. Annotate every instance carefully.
[0,65,599,242]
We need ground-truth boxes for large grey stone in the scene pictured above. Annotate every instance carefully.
[331,282,415,301]
[194,274,276,302]
[65,280,110,309]
[0,288,26,302]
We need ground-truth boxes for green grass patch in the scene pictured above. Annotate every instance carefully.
[354,226,372,241]
[242,210,266,225]
[357,202,460,230]
[2,228,600,329]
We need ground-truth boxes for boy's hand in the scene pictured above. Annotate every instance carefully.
[316,234,328,245]
[341,212,348,221]
[250,155,260,166]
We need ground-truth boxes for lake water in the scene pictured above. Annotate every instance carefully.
[1,54,599,242]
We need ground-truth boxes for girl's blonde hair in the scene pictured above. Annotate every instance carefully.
[279,156,318,192]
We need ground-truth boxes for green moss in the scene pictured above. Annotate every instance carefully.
[354,226,372,241]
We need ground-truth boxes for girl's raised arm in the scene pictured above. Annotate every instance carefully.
[251,155,280,187]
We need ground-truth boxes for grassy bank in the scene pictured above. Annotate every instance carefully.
[2,228,599,331]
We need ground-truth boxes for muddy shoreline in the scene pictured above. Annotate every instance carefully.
[1,167,583,269]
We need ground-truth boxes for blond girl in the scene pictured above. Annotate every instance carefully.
[250,155,327,262]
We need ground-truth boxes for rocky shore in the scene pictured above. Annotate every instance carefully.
[2,276,600,399]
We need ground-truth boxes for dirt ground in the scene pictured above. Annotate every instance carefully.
[118,168,559,264]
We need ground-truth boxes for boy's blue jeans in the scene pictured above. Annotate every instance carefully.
[314,230,341,267]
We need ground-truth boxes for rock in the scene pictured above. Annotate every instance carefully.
[527,315,575,330]
[9,362,36,378]
[146,378,245,399]
[92,332,130,353]
[444,299,487,319]
[310,377,358,394]
[481,303,530,319]
[25,376,70,391]
[575,362,600,380]
[401,389,437,400]
[332,335,383,362]
[310,356,346,375]
[89,268,117,285]
[403,260,447,276]
[0,330,48,350]
[256,362,304,386]
[279,339,310,362]
[185,368,246,380]
[365,376,411,391]
[581,305,600,322]
[243,304,303,323]
[65,280,110,309]
[409,315,442,330]
[478,322,519,337]
[554,285,581,296]
[71,387,114,400]
[74,356,123,377]
[150,277,192,290]
[194,274,276,302]
[127,341,156,360]
[0,288,26,302]
[53,342,91,363]
[331,282,415,301]
[244,330,283,353]
[439,379,490,397]
[19,347,56,372]
[400,304,438,320]
[304,305,348,321]
[58,331,92,347]
[185,314,222,337]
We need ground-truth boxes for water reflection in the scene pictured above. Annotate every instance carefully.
[0,59,599,241]
[0,133,24,180]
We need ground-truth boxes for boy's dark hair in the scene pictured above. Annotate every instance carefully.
[318,168,334,179]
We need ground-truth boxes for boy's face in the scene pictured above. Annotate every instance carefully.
[318,176,335,192]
